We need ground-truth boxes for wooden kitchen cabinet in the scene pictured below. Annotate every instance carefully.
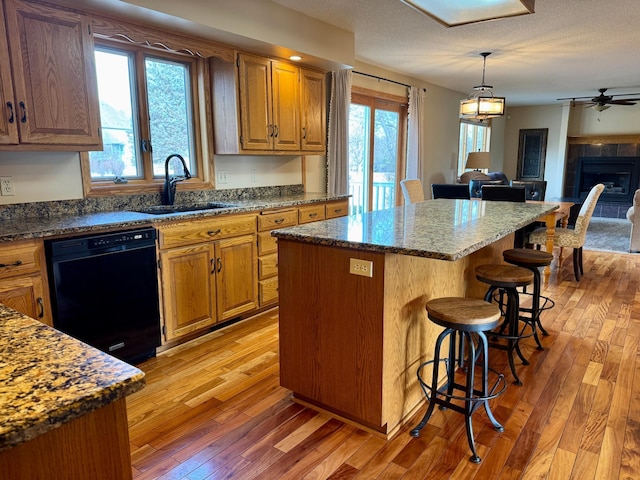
[299,67,326,152]
[212,53,325,155]
[157,214,258,342]
[0,239,52,325]
[0,0,102,149]
[238,53,299,151]
[325,199,350,219]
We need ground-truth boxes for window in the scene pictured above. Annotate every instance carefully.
[82,40,210,196]
[458,120,490,174]
[348,89,407,214]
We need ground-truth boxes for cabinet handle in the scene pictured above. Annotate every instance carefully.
[268,124,274,137]
[19,101,26,123]
[0,260,22,268]
[334,208,343,214]
[207,229,221,236]
[217,258,222,273]
[302,127,306,139]
[309,213,318,218]
[37,298,44,318]
[6,102,14,124]
[274,218,285,224]
[273,125,279,138]
[210,259,216,274]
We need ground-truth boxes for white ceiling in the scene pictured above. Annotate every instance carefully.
[272,0,640,106]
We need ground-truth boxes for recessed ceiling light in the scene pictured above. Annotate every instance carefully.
[400,0,534,27]
[289,55,302,61]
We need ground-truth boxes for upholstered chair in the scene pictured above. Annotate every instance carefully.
[510,180,547,201]
[528,183,605,281]
[400,179,425,204]
[626,189,640,252]
[469,179,502,198]
[431,183,471,199]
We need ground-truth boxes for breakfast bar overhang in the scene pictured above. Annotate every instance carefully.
[273,199,558,438]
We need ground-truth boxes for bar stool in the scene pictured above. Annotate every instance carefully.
[503,248,555,349]
[410,297,507,464]
[475,264,534,386]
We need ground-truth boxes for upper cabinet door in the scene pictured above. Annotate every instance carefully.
[238,53,273,151]
[3,0,102,147]
[0,1,18,144]
[271,60,300,151]
[300,68,326,152]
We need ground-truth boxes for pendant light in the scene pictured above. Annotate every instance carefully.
[459,52,505,122]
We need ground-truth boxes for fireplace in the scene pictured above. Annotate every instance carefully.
[574,156,640,203]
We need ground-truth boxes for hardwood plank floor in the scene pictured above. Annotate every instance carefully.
[128,249,640,479]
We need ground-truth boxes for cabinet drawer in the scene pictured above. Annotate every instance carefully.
[298,204,326,224]
[257,209,297,231]
[158,214,257,249]
[0,239,42,279]
[259,277,278,306]
[258,231,278,255]
[325,200,349,219]
[258,253,278,280]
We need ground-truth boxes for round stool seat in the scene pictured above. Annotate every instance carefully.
[503,248,553,267]
[426,297,501,332]
[476,264,533,288]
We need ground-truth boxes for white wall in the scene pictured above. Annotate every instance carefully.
[213,155,302,190]
[0,152,84,205]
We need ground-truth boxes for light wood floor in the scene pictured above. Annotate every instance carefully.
[128,249,640,479]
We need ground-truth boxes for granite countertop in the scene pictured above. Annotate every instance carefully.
[0,305,145,452]
[272,199,558,261]
[0,193,348,243]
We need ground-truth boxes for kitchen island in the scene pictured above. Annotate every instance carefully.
[273,199,557,437]
[0,305,145,479]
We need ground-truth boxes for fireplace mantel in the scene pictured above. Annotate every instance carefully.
[568,134,640,145]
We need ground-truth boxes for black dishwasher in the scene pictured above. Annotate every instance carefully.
[45,228,161,365]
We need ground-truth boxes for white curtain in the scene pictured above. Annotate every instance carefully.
[327,69,352,195]
[406,86,426,180]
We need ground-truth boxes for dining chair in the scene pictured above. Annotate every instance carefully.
[431,183,470,199]
[400,179,425,204]
[469,179,503,198]
[528,183,605,281]
[510,180,547,201]
[480,185,526,202]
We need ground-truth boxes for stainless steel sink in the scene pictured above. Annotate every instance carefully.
[134,203,238,215]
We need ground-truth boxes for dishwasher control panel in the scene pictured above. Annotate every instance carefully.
[48,228,157,260]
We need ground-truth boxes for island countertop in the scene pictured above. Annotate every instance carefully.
[272,199,558,260]
[0,305,145,452]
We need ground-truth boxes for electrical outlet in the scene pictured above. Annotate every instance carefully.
[349,258,373,278]
[217,170,228,184]
[0,177,14,196]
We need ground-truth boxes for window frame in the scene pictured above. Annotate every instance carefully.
[458,119,491,175]
[81,38,214,197]
[349,86,408,213]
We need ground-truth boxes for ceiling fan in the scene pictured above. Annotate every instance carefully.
[558,88,640,111]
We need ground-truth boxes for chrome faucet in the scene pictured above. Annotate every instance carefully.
[163,154,192,205]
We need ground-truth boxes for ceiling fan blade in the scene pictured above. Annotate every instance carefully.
[609,92,640,98]
[608,100,637,105]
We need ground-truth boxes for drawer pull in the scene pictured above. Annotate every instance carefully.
[309,213,318,218]
[207,229,222,236]
[0,260,22,268]
[274,218,285,224]
[37,298,44,318]
[334,208,343,213]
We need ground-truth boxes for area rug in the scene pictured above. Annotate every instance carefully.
[584,217,632,253]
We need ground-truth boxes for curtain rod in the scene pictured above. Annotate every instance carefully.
[352,70,426,92]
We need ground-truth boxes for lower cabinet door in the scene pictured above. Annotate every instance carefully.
[160,243,216,341]
[259,277,279,307]
[215,234,258,321]
[0,274,51,325]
